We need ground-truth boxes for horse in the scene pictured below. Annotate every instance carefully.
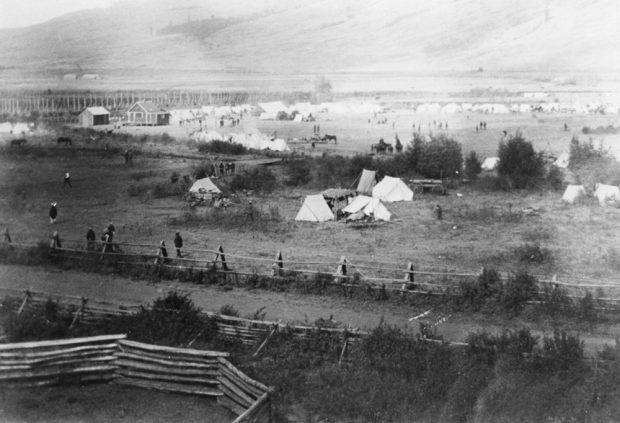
[57,137,72,146]
[10,138,27,147]
[322,134,337,144]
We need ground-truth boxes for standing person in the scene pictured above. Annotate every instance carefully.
[245,200,255,223]
[50,231,61,249]
[49,202,58,224]
[174,232,183,257]
[219,162,225,176]
[101,227,113,253]
[86,227,96,251]
[157,240,168,264]
[63,171,72,188]
[434,204,443,220]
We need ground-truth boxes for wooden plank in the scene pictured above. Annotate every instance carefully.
[0,354,118,371]
[116,355,217,370]
[218,377,257,407]
[114,377,223,397]
[5,373,116,388]
[0,364,117,380]
[218,358,271,392]
[217,394,248,416]
[117,346,220,364]
[0,335,126,351]
[116,350,218,368]
[0,343,118,359]
[119,340,228,358]
[116,369,219,385]
[116,359,219,377]
[217,366,263,398]
[231,392,270,423]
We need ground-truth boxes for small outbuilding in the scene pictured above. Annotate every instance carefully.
[126,101,170,126]
[79,107,110,127]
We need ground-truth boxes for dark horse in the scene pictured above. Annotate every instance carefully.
[57,137,72,146]
[321,134,337,144]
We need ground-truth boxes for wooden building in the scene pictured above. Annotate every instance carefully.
[78,106,110,126]
[126,101,170,126]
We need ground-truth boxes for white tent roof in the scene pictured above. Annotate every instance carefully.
[85,107,109,115]
[343,195,372,214]
[364,197,391,221]
[295,195,334,222]
[357,169,377,193]
[266,138,290,152]
[0,122,13,133]
[189,178,221,194]
[481,157,500,171]
[372,176,413,202]
[562,185,585,204]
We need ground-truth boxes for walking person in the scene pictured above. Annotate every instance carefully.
[86,227,96,251]
[174,232,183,258]
[49,202,58,224]
[63,171,72,188]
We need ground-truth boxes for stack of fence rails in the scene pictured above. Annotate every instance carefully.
[231,391,272,423]
[114,339,227,397]
[0,334,125,387]
[217,357,272,417]
[209,314,271,346]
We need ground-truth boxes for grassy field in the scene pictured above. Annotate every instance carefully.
[1,110,620,290]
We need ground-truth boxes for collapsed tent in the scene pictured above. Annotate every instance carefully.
[481,157,500,171]
[562,185,586,204]
[295,195,334,222]
[595,183,620,207]
[343,195,391,221]
[189,177,221,199]
[372,176,413,202]
[357,169,377,194]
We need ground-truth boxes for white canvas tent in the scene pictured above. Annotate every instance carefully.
[554,153,570,169]
[189,177,221,199]
[192,130,224,142]
[343,195,391,221]
[372,176,413,202]
[562,185,586,204]
[595,183,620,207]
[295,195,334,222]
[481,157,500,171]
[357,169,377,193]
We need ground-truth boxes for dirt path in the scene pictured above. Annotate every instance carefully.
[0,264,617,354]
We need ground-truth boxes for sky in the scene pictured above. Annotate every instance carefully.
[0,0,111,29]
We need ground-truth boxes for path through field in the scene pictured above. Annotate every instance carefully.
[1,264,617,355]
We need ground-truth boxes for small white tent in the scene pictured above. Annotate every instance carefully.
[372,176,413,202]
[295,195,334,222]
[343,195,372,214]
[554,153,569,169]
[357,169,377,193]
[481,157,500,171]
[562,185,586,204]
[595,183,620,207]
[189,177,221,198]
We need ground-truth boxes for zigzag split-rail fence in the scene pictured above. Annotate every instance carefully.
[0,333,273,423]
[2,232,620,307]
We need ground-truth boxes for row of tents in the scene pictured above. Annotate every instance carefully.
[563,183,620,206]
[480,152,570,172]
[295,171,413,222]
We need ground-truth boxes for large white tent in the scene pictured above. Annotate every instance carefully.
[295,195,334,222]
[481,157,500,171]
[372,176,413,202]
[554,153,570,169]
[189,177,221,199]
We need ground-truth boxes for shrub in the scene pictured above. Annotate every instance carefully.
[219,304,240,317]
[196,140,247,155]
[502,272,537,314]
[569,136,612,170]
[514,242,553,264]
[230,167,276,192]
[416,134,463,179]
[283,158,312,186]
[545,165,563,190]
[464,151,482,180]
[497,132,545,189]
[170,171,180,184]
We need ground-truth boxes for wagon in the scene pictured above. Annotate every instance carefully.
[410,179,446,195]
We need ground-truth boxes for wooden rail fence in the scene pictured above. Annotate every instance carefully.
[0,335,273,422]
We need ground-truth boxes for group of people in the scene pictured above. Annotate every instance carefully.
[218,162,235,176]
[312,124,321,134]
[156,232,184,260]
[476,121,488,132]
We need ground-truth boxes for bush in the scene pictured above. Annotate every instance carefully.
[569,136,612,170]
[497,132,545,189]
[502,272,537,314]
[514,242,553,264]
[196,140,247,155]
[230,167,276,192]
[464,151,482,180]
[219,304,240,317]
[283,158,312,186]
[416,134,463,179]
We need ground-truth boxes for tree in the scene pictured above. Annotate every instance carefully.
[416,134,463,179]
[464,151,482,180]
[497,132,545,189]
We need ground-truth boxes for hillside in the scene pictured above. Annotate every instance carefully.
[0,0,618,89]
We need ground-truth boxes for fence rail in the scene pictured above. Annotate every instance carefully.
[0,335,273,422]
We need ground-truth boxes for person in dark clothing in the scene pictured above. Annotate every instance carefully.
[219,162,225,176]
[434,204,443,220]
[63,171,72,188]
[86,227,96,251]
[101,228,114,253]
[174,232,183,257]
[49,202,58,224]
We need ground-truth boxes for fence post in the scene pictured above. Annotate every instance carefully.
[215,245,230,271]
[402,262,415,298]
[338,335,348,366]
[334,256,347,283]
[17,290,31,315]
[272,250,283,276]
[4,228,11,243]
[253,323,279,357]
[69,297,88,329]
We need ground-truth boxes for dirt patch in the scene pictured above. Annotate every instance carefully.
[0,384,234,423]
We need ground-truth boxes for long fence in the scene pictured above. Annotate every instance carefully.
[0,334,273,423]
[3,233,620,306]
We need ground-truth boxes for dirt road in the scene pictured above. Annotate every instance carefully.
[1,264,618,355]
